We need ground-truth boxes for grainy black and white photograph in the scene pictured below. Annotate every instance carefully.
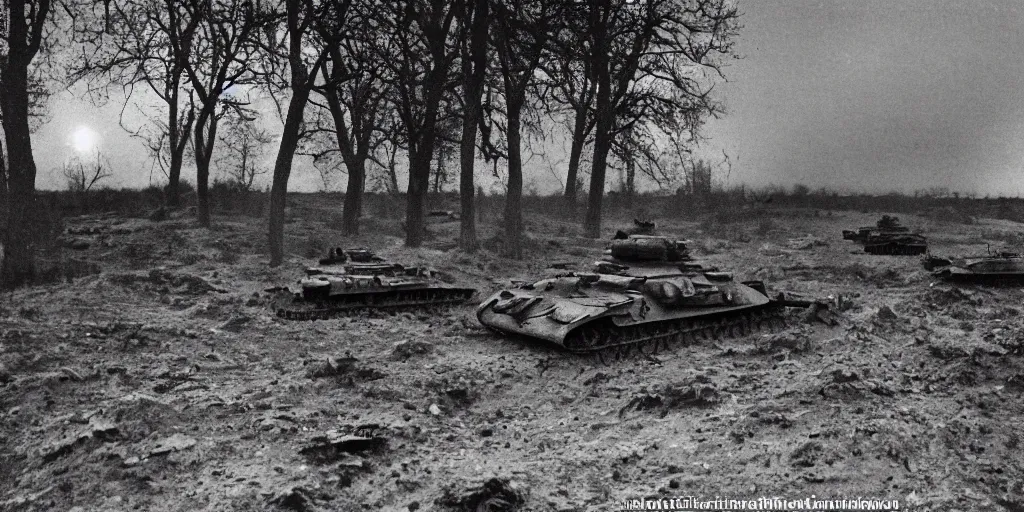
[1,0,1022,510]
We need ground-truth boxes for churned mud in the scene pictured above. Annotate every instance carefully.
[1,199,1022,511]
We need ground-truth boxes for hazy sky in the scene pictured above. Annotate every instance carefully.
[31,0,1024,196]
[703,0,1024,196]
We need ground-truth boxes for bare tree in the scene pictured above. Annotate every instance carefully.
[367,111,405,194]
[543,10,597,212]
[430,113,460,194]
[491,0,558,258]
[68,0,202,208]
[0,46,49,269]
[215,110,272,191]
[62,150,113,192]
[579,0,739,238]
[1,0,52,286]
[308,3,390,235]
[456,0,488,252]
[376,0,461,247]
[266,0,341,266]
[183,0,275,227]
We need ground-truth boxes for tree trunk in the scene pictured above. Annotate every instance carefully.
[325,86,365,236]
[458,0,488,253]
[388,145,399,194]
[268,86,312,266]
[433,154,443,194]
[166,105,183,207]
[503,104,523,259]
[194,109,217,227]
[564,104,587,211]
[1,66,38,287]
[404,91,444,247]
[165,89,193,209]
[583,14,612,239]
[458,112,479,251]
[167,142,184,206]
[405,141,433,247]
[0,137,7,224]
[625,157,635,208]
[341,161,364,235]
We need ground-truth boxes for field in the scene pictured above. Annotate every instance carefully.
[2,194,1023,511]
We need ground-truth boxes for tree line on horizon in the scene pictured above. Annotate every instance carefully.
[0,0,740,286]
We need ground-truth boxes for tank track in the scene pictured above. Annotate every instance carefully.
[277,288,475,320]
[864,243,927,255]
[562,304,788,361]
[939,274,1024,286]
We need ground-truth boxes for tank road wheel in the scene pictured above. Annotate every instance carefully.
[662,325,677,348]
[658,327,670,348]
[634,327,654,357]
[700,325,714,341]
[640,335,662,357]
[712,319,724,338]
[616,342,633,361]
[681,325,697,345]
[730,320,745,338]
[572,327,605,352]
[668,322,685,348]
[649,326,667,352]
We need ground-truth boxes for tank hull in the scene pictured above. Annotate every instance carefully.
[476,272,774,353]
[277,252,475,319]
[933,255,1024,285]
[863,239,928,255]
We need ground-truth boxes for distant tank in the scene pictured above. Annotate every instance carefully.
[476,235,831,357]
[842,215,910,241]
[929,249,1024,284]
[276,249,475,320]
[843,215,927,255]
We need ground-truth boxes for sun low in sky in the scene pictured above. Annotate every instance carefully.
[69,125,99,154]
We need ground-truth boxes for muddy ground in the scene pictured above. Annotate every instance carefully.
[1,198,1023,511]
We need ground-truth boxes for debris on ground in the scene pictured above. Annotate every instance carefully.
[299,430,387,464]
[149,433,197,457]
[437,477,527,512]
[391,339,435,360]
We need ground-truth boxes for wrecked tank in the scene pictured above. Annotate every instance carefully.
[476,235,831,356]
[842,215,911,242]
[276,249,475,320]
[843,215,927,255]
[929,250,1024,284]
